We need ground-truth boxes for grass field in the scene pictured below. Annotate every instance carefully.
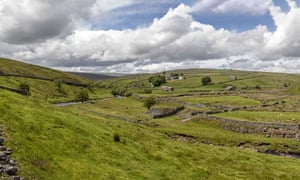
[177,96,261,106]
[214,111,300,123]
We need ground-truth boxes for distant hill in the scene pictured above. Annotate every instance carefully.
[68,72,118,80]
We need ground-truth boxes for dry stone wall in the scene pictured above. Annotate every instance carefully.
[201,116,300,141]
[0,126,23,180]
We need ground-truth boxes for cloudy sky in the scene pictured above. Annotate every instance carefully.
[1,0,300,73]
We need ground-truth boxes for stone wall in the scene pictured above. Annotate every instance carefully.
[0,126,23,179]
[199,116,300,141]
[148,106,184,118]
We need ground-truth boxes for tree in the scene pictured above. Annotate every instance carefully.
[19,82,30,95]
[148,75,166,87]
[111,86,131,97]
[77,89,89,102]
[201,76,211,86]
[144,96,156,109]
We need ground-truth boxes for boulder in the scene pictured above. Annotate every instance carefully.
[5,166,18,176]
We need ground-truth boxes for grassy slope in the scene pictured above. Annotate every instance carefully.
[1,60,300,179]
[0,58,89,83]
[2,91,300,179]
[0,58,112,102]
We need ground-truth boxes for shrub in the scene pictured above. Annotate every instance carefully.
[201,76,212,86]
[54,79,66,94]
[19,82,30,95]
[77,89,89,102]
[255,85,261,89]
[111,86,127,96]
[113,133,121,142]
[144,96,156,109]
[124,91,132,97]
[143,88,152,94]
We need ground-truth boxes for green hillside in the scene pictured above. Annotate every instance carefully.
[0,58,112,103]
[1,58,300,179]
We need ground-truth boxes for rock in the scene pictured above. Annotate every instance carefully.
[0,152,8,161]
[0,137,4,145]
[8,159,17,166]
[5,148,13,155]
[5,166,18,176]
[0,146,7,151]
[9,176,22,180]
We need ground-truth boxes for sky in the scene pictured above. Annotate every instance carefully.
[1,0,300,74]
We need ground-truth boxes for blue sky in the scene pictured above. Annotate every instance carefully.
[93,0,299,32]
[1,0,300,73]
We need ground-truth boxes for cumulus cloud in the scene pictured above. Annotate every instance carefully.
[0,0,95,44]
[264,0,300,57]
[1,0,300,74]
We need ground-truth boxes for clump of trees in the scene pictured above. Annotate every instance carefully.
[148,75,166,87]
[144,96,156,109]
[111,86,132,97]
[77,89,89,102]
[19,82,30,95]
[201,76,212,86]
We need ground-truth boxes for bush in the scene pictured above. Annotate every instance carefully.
[144,96,156,109]
[54,79,66,94]
[113,133,121,142]
[143,88,152,94]
[19,82,30,95]
[77,89,89,102]
[111,86,131,97]
[148,75,166,87]
[201,76,212,86]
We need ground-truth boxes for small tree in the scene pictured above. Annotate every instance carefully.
[77,89,89,102]
[111,86,131,97]
[144,96,156,109]
[19,82,30,95]
[148,75,166,87]
[201,76,211,86]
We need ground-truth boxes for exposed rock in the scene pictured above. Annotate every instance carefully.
[8,159,17,166]
[5,166,18,176]
[225,86,236,91]
[160,86,174,91]
[9,176,22,180]
[148,106,184,118]
[0,127,23,179]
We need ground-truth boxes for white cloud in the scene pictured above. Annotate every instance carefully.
[1,0,300,74]
[264,0,300,57]
[0,0,95,44]
[192,0,271,15]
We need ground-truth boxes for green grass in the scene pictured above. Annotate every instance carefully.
[177,95,261,106]
[152,116,300,154]
[0,58,89,83]
[214,111,300,123]
[2,91,300,179]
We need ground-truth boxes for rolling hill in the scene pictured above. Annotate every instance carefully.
[1,58,300,179]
